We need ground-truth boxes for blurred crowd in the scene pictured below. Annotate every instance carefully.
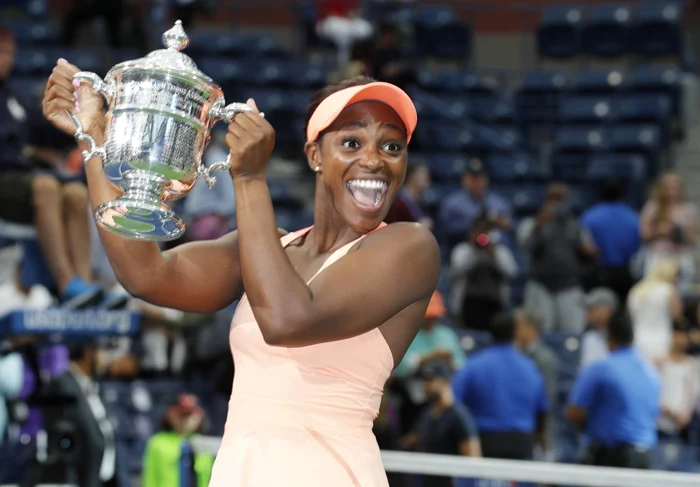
[1,1,700,487]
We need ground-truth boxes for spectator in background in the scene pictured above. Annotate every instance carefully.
[316,0,374,67]
[0,352,23,445]
[628,258,683,366]
[656,321,700,471]
[581,180,640,302]
[0,262,54,316]
[385,163,432,228]
[404,359,481,487]
[142,394,214,487]
[440,158,512,251]
[514,308,558,456]
[183,129,236,242]
[453,312,548,460]
[640,171,698,295]
[0,27,105,308]
[580,288,618,368]
[519,183,597,333]
[450,213,518,330]
[393,291,465,434]
[567,315,660,469]
[370,22,416,91]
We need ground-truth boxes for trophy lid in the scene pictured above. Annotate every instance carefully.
[112,20,215,87]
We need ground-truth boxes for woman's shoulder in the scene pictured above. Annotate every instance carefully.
[369,221,439,250]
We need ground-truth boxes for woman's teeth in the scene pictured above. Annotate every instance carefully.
[347,179,388,207]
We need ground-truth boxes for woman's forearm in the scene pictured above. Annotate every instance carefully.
[233,175,311,342]
[78,130,165,295]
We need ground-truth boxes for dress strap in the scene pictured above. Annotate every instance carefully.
[280,226,313,248]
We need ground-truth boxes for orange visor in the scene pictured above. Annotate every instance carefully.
[306,82,418,143]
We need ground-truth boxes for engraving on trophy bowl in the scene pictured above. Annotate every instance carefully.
[67,20,257,242]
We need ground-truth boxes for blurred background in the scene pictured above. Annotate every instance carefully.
[1,0,700,486]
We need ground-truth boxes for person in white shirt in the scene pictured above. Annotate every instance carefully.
[656,321,700,470]
[628,258,684,366]
[580,288,618,368]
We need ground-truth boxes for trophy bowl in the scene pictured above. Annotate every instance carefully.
[69,20,259,241]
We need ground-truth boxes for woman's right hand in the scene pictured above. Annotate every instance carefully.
[42,58,105,139]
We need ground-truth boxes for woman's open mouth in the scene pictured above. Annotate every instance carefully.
[346,179,388,211]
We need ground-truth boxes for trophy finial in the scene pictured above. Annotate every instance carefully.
[162,20,189,51]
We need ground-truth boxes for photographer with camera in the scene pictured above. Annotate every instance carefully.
[450,213,518,330]
[518,183,597,333]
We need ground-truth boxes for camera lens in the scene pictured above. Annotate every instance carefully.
[59,436,74,451]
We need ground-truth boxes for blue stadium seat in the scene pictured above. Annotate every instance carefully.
[536,5,584,59]
[613,93,672,125]
[457,329,493,355]
[13,48,54,76]
[467,97,515,125]
[416,69,500,96]
[496,184,547,215]
[627,66,682,117]
[586,153,647,181]
[414,123,487,153]
[10,21,58,46]
[551,158,588,183]
[630,0,685,57]
[574,69,628,94]
[554,126,610,152]
[413,5,472,61]
[427,154,470,182]
[188,31,287,59]
[581,4,632,57]
[609,124,663,176]
[268,182,305,210]
[275,210,314,231]
[541,332,582,369]
[423,183,460,213]
[486,153,549,182]
[198,57,248,87]
[558,95,615,124]
[515,71,571,123]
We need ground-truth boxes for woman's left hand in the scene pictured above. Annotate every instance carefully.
[225,99,275,180]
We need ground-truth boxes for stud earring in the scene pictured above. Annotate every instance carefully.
[314,166,322,173]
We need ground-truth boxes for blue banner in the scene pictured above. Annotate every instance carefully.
[0,309,140,337]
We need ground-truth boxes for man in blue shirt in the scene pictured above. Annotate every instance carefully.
[439,159,512,250]
[566,314,660,469]
[580,180,640,301]
[452,312,548,460]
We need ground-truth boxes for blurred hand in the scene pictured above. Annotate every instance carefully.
[42,58,105,139]
[225,99,275,180]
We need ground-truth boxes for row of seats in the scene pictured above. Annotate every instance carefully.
[537,1,687,59]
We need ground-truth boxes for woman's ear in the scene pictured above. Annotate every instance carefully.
[304,140,322,173]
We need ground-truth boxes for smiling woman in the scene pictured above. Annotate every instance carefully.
[41,61,439,487]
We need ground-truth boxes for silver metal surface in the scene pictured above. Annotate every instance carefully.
[69,20,256,241]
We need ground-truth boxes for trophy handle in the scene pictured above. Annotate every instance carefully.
[73,71,115,105]
[196,154,230,189]
[209,101,266,124]
[67,111,106,163]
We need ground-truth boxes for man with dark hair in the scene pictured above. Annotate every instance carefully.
[567,315,661,469]
[581,179,640,301]
[452,312,548,460]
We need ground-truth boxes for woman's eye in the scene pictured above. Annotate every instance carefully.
[342,139,361,149]
[383,142,404,152]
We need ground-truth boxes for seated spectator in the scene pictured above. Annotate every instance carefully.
[514,308,558,456]
[384,163,432,228]
[450,213,518,329]
[628,258,683,366]
[581,180,640,302]
[404,359,481,487]
[580,288,618,368]
[452,312,548,460]
[183,130,235,242]
[0,263,54,316]
[0,27,109,308]
[393,291,465,433]
[369,22,416,91]
[519,183,597,333]
[0,352,23,445]
[640,171,698,295]
[567,315,660,469]
[315,0,374,67]
[142,394,214,487]
[439,159,512,251]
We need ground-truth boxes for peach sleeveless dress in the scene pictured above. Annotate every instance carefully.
[208,225,394,487]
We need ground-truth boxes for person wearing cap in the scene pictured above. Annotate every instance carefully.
[403,358,481,487]
[142,394,215,487]
[439,157,512,250]
[567,315,660,469]
[393,291,466,434]
[580,287,619,368]
[44,63,439,486]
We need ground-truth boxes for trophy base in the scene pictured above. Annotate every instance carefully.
[95,198,185,242]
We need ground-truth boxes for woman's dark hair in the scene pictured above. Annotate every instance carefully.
[600,179,623,202]
[608,314,634,346]
[490,312,515,343]
[304,76,376,141]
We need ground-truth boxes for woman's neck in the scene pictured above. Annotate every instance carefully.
[307,180,364,256]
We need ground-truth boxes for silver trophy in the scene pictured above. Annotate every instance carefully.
[68,20,258,241]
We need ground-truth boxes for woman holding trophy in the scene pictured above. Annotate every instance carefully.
[42,55,439,484]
